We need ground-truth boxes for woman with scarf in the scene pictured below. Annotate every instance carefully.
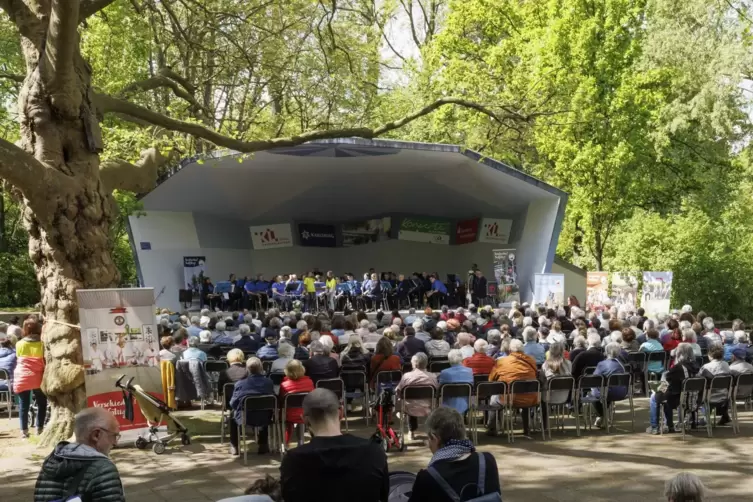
[408,406,501,502]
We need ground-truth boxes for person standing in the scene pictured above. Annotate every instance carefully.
[471,270,487,307]
[14,318,46,439]
[34,407,124,502]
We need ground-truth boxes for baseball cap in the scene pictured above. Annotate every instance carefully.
[732,348,747,360]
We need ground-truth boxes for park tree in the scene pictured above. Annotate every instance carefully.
[0,0,542,445]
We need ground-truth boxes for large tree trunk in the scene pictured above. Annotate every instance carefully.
[13,1,119,446]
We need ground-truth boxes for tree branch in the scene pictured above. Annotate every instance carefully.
[157,67,196,95]
[100,148,163,193]
[44,0,81,117]
[119,75,206,114]
[79,0,119,21]
[0,73,24,83]
[94,92,540,153]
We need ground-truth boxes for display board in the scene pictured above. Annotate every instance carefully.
[455,219,479,245]
[493,249,520,304]
[479,218,513,244]
[398,217,451,244]
[533,273,565,307]
[341,217,391,247]
[611,273,639,309]
[298,223,337,247]
[642,271,673,316]
[249,223,293,249]
[586,272,609,311]
[182,256,205,293]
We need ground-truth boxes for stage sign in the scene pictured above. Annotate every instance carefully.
[298,223,337,247]
[642,271,673,316]
[78,288,161,431]
[586,272,609,311]
[250,223,293,250]
[398,217,451,244]
[341,217,391,247]
[492,249,520,304]
[533,273,565,307]
[455,219,479,245]
[479,218,513,244]
[182,256,205,293]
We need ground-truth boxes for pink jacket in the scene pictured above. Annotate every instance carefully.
[13,338,45,393]
[396,369,438,417]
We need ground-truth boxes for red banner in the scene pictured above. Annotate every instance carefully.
[88,390,165,431]
[455,219,479,244]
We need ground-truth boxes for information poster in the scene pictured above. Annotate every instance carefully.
[492,249,520,304]
[611,273,639,309]
[183,256,205,293]
[534,273,565,307]
[78,288,161,431]
[642,271,673,316]
[586,272,609,311]
[341,217,391,247]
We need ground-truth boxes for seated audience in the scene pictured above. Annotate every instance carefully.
[182,337,207,362]
[295,331,311,361]
[648,343,699,435]
[730,347,753,375]
[280,389,389,502]
[341,335,371,368]
[363,323,383,350]
[319,336,340,366]
[572,333,605,381]
[213,321,235,345]
[425,328,451,358]
[218,349,249,454]
[664,472,706,502]
[197,330,222,359]
[438,350,474,414]
[234,324,260,353]
[413,320,431,343]
[700,343,731,426]
[159,336,177,363]
[640,329,666,373]
[270,342,294,373]
[187,316,202,338]
[569,335,587,362]
[0,334,17,391]
[257,331,279,360]
[397,327,427,361]
[522,327,545,366]
[462,340,495,375]
[679,329,702,357]
[485,330,503,359]
[663,320,682,351]
[541,342,572,428]
[621,328,640,352]
[408,406,501,502]
[170,329,187,356]
[303,341,340,385]
[488,339,538,436]
[591,342,628,428]
[280,359,315,446]
[229,357,274,454]
[369,337,402,390]
[395,353,439,440]
[457,333,474,359]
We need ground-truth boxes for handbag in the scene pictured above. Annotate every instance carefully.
[426,453,502,502]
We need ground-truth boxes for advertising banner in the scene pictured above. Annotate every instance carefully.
[249,223,293,250]
[642,271,673,316]
[455,219,479,245]
[182,256,205,293]
[586,272,609,311]
[398,217,451,244]
[298,223,337,247]
[78,288,160,431]
[479,218,513,244]
[534,274,565,307]
[341,217,391,247]
[492,249,520,304]
[611,273,639,309]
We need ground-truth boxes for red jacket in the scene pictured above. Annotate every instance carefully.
[280,376,314,423]
[462,353,495,375]
[369,354,401,390]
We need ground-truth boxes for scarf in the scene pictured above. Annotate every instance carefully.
[429,439,475,466]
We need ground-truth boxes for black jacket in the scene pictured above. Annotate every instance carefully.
[409,452,500,502]
[572,348,605,380]
[34,442,124,502]
[233,336,259,353]
[397,336,427,361]
[471,276,487,298]
[303,355,340,385]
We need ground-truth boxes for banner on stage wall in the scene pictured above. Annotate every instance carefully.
[642,271,673,316]
[341,217,391,247]
[249,223,293,250]
[492,249,520,304]
[479,218,513,244]
[611,273,639,309]
[398,217,451,244]
[533,274,565,308]
[182,256,205,293]
[455,219,479,245]
[586,272,609,311]
[298,223,337,247]
[78,288,160,431]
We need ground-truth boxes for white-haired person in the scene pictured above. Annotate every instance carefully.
[213,321,234,345]
[229,357,275,454]
[487,339,538,436]
[397,326,428,361]
[522,326,546,366]
[438,349,474,415]
[730,347,753,375]
[412,319,431,343]
[363,322,382,350]
[425,327,451,358]
[182,336,207,362]
[303,340,340,386]
[409,407,501,502]
[233,324,260,353]
[196,329,222,359]
[187,316,202,338]
[590,342,628,428]
[569,335,588,362]
[648,343,699,434]
[485,330,503,359]
[462,339,495,375]
[678,329,702,358]
[395,352,439,440]
[356,319,370,339]
[270,342,295,373]
[664,472,706,502]
[456,332,474,359]
[319,335,340,367]
[700,343,732,426]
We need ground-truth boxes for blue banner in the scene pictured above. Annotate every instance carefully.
[298,223,337,247]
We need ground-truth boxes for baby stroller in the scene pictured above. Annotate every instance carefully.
[371,380,405,452]
[115,375,190,454]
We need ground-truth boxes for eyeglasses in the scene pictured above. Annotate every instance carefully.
[96,428,121,441]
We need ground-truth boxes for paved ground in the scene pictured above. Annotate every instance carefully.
[2,397,753,501]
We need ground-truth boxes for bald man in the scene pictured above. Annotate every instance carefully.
[34,407,125,502]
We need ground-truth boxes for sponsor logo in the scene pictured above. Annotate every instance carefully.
[301,230,334,240]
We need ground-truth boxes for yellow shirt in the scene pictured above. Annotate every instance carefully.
[304,277,316,293]
[326,278,337,291]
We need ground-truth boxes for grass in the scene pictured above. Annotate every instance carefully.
[0,307,38,313]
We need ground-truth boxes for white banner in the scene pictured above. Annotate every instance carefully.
[397,230,450,244]
[642,271,673,316]
[533,273,565,308]
[479,218,513,244]
[78,288,161,431]
[250,223,293,250]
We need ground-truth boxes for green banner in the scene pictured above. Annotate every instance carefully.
[399,217,451,235]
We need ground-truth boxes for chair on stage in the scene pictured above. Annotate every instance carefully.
[214,281,233,310]
[315,282,328,311]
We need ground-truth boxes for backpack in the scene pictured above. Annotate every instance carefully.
[426,453,502,502]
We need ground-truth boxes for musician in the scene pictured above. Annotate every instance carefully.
[325,271,338,310]
[396,274,412,306]
[364,273,383,311]
[471,270,488,306]
[272,275,291,311]
[201,277,219,310]
[255,274,269,310]
[425,275,447,309]
[408,273,422,307]
[228,273,242,310]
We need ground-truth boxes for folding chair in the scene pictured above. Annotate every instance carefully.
[604,373,634,433]
[574,374,604,436]
[543,376,575,440]
[220,382,236,444]
[646,351,667,382]
[269,372,285,387]
[341,369,370,424]
[205,360,229,403]
[473,374,490,387]
[376,370,403,392]
[0,369,12,420]
[704,375,733,438]
[626,352,647,395]
[666,377,706,440]
[317,378,348,431]
[439,382,473,424]
[400,386,436,449]
[472,382,507,444]
[401,362,413,374]
[281,392,309,453]
[429,360,451,373]
[239,395,279,464]
[508,380,543,442]
[583,366,598,376]
[731,373,753,434]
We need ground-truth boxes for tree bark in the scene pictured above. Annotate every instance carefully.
[12,0,119,446]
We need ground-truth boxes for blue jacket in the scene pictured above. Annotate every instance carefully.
[229,374,275,425]
[182,347,207,362]
[0,347,17,387]
[234,336,259,353]
[593,359,628,400]
[438,365,473,413]
[257,344,279,360]
[639,339,665,373]
[523,342,546,366]
[187,326,202,338]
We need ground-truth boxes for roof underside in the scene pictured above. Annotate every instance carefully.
[141,138,565,223]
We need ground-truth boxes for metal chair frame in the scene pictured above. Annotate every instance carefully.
[574,374,604,437]
[508,379,544,443]
[220,382,235,444]
[399,385,436,449]
[731,373,753,434]
[0,369,12,420]
[281,392,310,453]
[704,375,734,438]
[239,394,279,464]
[316,378,348,432]
[543,376,575,440]
[341,369,370,424]
[604,373,634,433]
[472,382,507,444]
[660,377,706,440]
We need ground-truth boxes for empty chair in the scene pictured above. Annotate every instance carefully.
[0,368,12,419]
[731,373,753,433]
[626,352,647,395]
[543,376,575,439]
[220,382,236,444]
[341,368,370,424]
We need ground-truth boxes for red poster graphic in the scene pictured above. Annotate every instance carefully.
[455,219,479,244]
[88,390,166,431]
